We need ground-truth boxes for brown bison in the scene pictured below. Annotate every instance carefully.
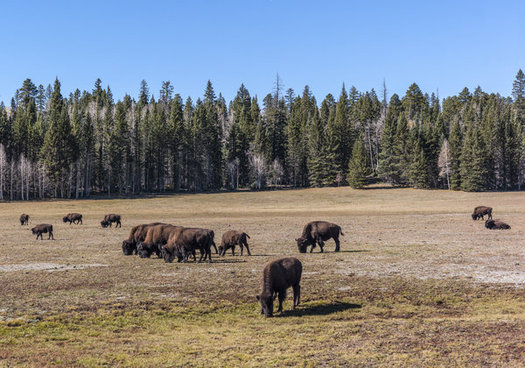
[472,206,492,221]
[161,227,215,263]
[296,221,343,253]
[101,214,121,228]
[137,223,182,258]
[256,257,302,317]
[20,214,29,225]
[485,219,511,230]
[121,222,165,255]
[219,230,251,256]
[32,224,54,240]
[63,213,83,225]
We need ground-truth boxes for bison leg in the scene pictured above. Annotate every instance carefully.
[334,236,340,252]
[231,245,235,256]
[318,238,325,253]
[277,291,286,313]
[117,221,121,228]
[244,241,252,256]
[292,284,300,309]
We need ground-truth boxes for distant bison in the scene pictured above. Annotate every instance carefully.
[161,227,215,263]
[485,219,511,230]
[219,230,251,256]
[20,214,29,226]
[137,223,182,258]
[63,213,83,225]
[257,257,302,317]
[472,206,492,221]
[101,214,121,228]
[122,222,165,255]
[32,224,54,240]
[296,221,344,253]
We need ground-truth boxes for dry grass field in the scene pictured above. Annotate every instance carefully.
[1,186,525,367]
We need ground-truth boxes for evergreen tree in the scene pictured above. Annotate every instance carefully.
[347,134,368,188]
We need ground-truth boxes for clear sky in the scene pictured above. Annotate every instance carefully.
[1,0,524,105]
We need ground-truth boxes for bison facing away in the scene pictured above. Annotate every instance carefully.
[485,219,511,230]
[20,214,29,225]
[219,230,251,256]
[63,213,83,225]
[101,214,121,228]
[121,222,165,255]
[161,227,215,263]
[32,224,54,240]
[296,221,344,253]
[472,206,492,221]
[256,257,302,317]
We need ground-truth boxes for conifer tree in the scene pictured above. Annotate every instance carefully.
[347,133,368,188]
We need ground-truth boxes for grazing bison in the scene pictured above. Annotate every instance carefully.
[121,222,165,255]
[32,224,54,240]
[256,257,302,317]
[20,214,29,225]
[296,221,344,253]
[101,214,121,228]
[137,223,182,258]
[485,219,511,230]
[219,230,251,256]
[63,213,83,225]
[161,227,215,263]
[472,206,492,221]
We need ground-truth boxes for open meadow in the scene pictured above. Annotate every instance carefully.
[1,187,525,367]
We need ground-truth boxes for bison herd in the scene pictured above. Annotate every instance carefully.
[17,204,513,317]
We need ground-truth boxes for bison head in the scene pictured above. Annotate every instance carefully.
[296,237,308,253]
[472,213,479,220]
[161,246,176,263]
[62,216,69,223]
[136,242,152,258]
[101,220,109,228]
[218,245,225,256]
[256,293,274,317]
[122,240,136,255]
[31,227,37,235]
[485,219,495,229]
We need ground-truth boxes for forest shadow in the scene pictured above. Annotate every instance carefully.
[278,301,361,317]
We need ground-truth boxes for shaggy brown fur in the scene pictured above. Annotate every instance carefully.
[219,230,251,256]
[20,214,29,226]
[31,224,54,240]
[63,213,83,225]
[485,219,511,230]
[137,224,182,258]
[296,221,343,253]
[121,222,165,255]
[256,257,302,317]
[472,206,493,221]
[162,228,215,263]
[101,214,121,228]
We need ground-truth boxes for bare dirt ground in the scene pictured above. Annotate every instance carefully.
[1,187,524,367]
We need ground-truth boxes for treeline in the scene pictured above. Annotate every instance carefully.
[1,71,525,199]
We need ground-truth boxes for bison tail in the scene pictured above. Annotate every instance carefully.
[244,233,251,239]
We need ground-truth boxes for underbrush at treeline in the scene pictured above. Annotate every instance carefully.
[2,70,525,201]
[1,277,524,367]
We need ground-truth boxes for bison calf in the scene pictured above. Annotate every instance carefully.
[257,257,302,317]
[20,214,29,225]
[485,219,511,230]
[296,221,344,253]
[472,206,492,221]
[32,224,54,240]
[63,213,83,225]
[101,214,121,228]
[219,230,251,256]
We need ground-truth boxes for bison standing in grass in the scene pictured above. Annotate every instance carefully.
[20,214,29,225]
[32,224,54,240]
[472,206,492,221]
[101,214,121,228]
[256,257,302,317]
[121,222,165,255]
[161,227,215,263]
[63,213,83,225]
[485,219,511,230]
[219,230,251,256]
[296,221,344,253]
[137,223,182,258]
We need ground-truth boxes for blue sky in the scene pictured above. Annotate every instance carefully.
[1,0,524,104]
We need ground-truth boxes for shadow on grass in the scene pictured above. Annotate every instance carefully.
[209,259,247,264]
[338,249,371,253]
[278,301,361,317]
